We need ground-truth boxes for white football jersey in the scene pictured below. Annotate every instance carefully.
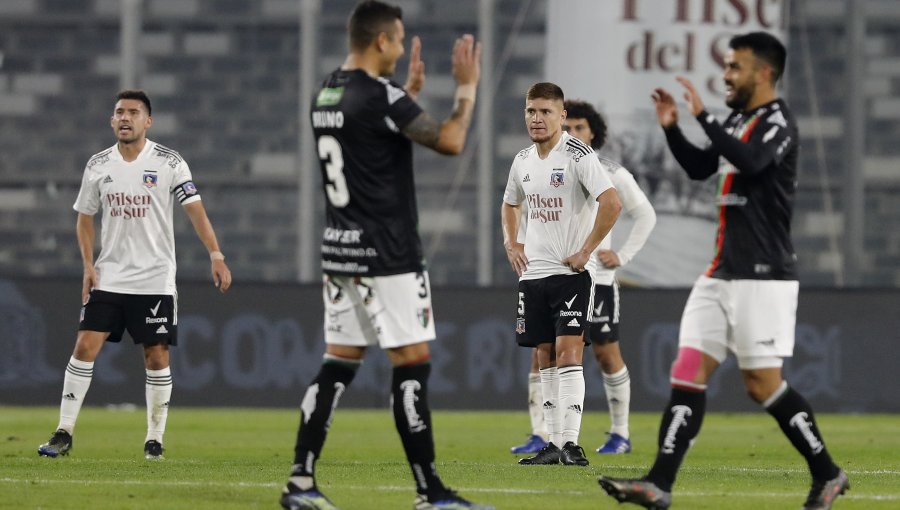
[73,140,201,295]
[591,155,651,285]
[503,132,614,280]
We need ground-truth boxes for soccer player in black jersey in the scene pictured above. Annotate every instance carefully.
[280,2,492,510]
[599,32,849,510]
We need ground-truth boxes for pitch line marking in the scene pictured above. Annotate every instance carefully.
[1,478,897,501]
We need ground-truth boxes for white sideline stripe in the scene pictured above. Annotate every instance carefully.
[1,478,898,501]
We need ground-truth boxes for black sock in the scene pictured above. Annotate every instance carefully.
[391,362,448,498]
[646,387,706,492]
[765,385,839,481]
[291,361,358,476]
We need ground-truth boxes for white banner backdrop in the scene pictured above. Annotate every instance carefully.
[545,0,787,286]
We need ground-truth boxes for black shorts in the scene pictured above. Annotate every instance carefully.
[588,280,620,344]
[515,272,593,348]
[79,290,178,346]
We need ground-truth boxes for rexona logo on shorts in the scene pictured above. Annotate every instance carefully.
[146,317,168,324]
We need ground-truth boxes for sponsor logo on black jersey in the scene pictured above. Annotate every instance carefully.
[316,86,344,106]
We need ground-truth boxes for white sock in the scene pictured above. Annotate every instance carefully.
[58,356,94,433]
[527,373,547,439]
[145,367,173,443]
[558,365,585,446]
[603,366,631,439]
[539,367,560,446]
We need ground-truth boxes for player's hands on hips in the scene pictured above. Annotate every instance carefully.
[212,260,232,293]
[563,250,590,274]
[651,87,679,128]
[597,249,621,269]
[452,34,481,86]
[505,241,528,277]
[676,76,705,116]
[403,35,425,99]
[82,267,98,304]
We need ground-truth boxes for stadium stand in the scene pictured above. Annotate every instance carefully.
[0,0,897,286]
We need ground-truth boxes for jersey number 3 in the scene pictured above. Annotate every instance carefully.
[318,135,349,207]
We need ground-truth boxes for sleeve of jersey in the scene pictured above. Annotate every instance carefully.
[695,109,792,176]
[611,167,650,213]
[385,81,424,130]
[502,160,524,206]
[617,201,656,266]
[581,157,614,199]
[662,124,719,180]
[172,161,201,205]
[72,165,101,215]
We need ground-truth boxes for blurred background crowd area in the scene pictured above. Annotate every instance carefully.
[0,0,897,288]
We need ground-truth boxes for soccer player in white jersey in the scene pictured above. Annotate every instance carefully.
[37,90,231,461]
[501,82,622,466]
[510,100,657,457]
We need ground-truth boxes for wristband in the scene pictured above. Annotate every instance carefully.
[210,251,225,261]
[454,83,477,103]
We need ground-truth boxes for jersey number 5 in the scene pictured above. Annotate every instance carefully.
[318,135,349,207]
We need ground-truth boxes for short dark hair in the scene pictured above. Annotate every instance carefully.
[526,82,564,103]
[348,0,403,52]
[729,31,786,84]
[564,99,607,150]
[117,89,152,115]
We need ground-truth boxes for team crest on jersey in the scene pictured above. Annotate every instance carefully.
[515,318,526,334]
[550,170,565,187]
[417,307,431,328]
[142,172,158,188]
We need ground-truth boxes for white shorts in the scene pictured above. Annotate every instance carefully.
[678,275,799,369]
[323,271,436,348]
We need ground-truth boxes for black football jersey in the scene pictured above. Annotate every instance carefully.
[311,69,425,276]
[664,99,799,280]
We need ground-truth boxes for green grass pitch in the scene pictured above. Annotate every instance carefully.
[1,406,897,509]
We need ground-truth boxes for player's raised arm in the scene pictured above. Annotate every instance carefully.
[402,34,481,155]
[403,35,424,99]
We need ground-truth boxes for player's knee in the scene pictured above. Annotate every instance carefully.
[745,385,767,403]
[670,347,707,389]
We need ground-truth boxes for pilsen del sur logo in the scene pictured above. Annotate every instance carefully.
[105,192,152,219]
[527,193,563,223]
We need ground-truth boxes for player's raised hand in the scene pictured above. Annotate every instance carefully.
[676,76,705,116]
[651,87,679,128]
[404,35,425,99]
[452,34,481,86]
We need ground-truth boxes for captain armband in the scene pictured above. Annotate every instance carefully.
[174,181,200,203]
